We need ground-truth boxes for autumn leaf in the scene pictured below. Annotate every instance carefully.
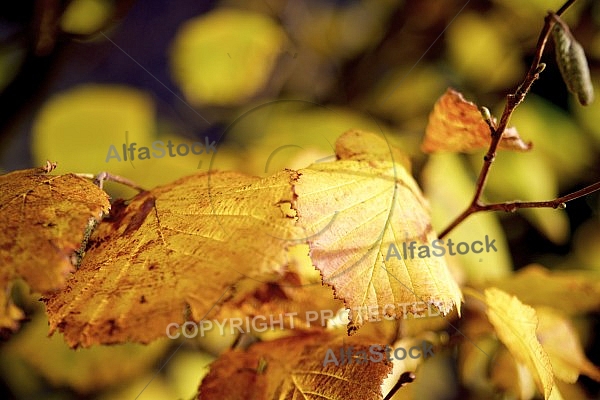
[421,88,532,153]
[44,170,303,348]
[212,270,346,334]
[197,332,393,400]
[488,264,600,314]
[294,130,462,333]
[335,129,411,171]
[209,244,345,334]
[0,164,109,330]
[536,307,600,383]
[484,287,560,400]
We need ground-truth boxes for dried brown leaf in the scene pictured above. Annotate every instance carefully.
[422,88,532,153]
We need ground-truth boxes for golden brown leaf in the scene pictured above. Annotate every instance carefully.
[294,130,462,333]
[198,332,393,400]
[0,165,109,330]
[44,170,303,347]
[213,271,346,334]
[422,88,532,153]
[209,244,345,334]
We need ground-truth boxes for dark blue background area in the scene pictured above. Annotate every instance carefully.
[0,0,221,170]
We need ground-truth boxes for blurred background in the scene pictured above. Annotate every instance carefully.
[1,0,600,398]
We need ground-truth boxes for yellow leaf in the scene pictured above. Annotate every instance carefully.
[536,307,600,383]
[370,65,448,125]
[0,164,109,330]
[295,130,462,333]
[32,85,221,195]
[495,0,582,20]
[169,8,285,106]
[335,130,410,170]
[489,264,600,314]
[212,269,345,335]
[166,350,215,399]
[484,287,555,399]
[555,380,596,400]
[97,374,173,400]
[422,88,531,153]
[574,85,600,146]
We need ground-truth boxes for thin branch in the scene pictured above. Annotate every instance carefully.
[438,0,590,239]
[440,181,600,238]
[479,181,600,212]
[384,372,416,400]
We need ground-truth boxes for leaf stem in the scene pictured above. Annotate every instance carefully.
[438,0,596,239]
[75,171,146,192]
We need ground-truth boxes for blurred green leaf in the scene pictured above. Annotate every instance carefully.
[447,12,523,90]
[1,312,169,394]
[169,8,286,106]
[422,153,512,282]
[470,149,569,244]
[32,84,155,174]
[217,102,404,176]
[506,95,594,184]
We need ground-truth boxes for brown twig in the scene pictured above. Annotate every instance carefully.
[384,371,416,400]
[438,0,600,239]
